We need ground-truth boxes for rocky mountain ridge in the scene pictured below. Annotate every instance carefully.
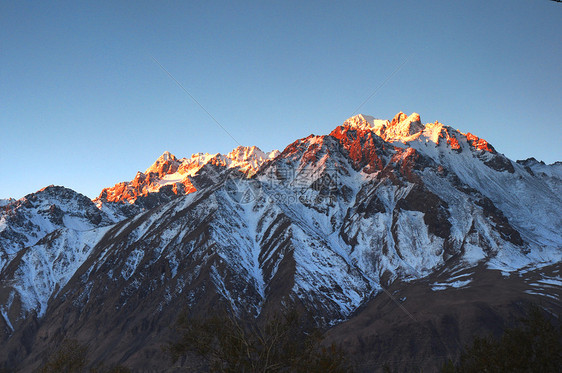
[0,112,560,371]
[95,146,279,206]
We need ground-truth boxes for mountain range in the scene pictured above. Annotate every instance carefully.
[1,112,560,372]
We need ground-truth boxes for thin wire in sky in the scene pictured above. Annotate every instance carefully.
[351,55,411,115]
[151,56,242,146]
[154,53,418,324]
[346,54,421,322]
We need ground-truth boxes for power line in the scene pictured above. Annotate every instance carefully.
[151,56,242,146]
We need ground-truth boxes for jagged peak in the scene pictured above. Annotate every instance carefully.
[341,112,478,147]
[344,112,422,132]
[188,152,219,165]
[345,113,375,125]
[96,110,503,210]
[390,111,408,126]
[97,145,280,206]
[267,149,281,159]
[389,112,422,127]
[0,198,15,207]
[143,151,182,179]
[408,112,421,124]
[38,184,57,192]
[343,114,384,129]
[369,112,424,141]
[159,150,176,162]
[516,157,542,166]
[227,145,266,160]
[36,185,88,198]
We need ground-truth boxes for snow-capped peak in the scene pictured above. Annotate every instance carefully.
[1,111,561,371]
[227,145,266,162]
[96,145,280,206]
[343,112,423,142]
[344,114,375,126]
[145,151,180,175]
[226,145,279,173]
[342,112,493,155]
[344,114,386,130]
[160,150,175,161]
[383,112,423,140]
[0,198,15,207]
[389,111,421,126]
[267,149,281,159]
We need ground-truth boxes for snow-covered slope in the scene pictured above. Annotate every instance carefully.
[517,158,562,179]
[0,226,112,323]
[342,113,561,254]
[516,157,562,197]
[0,199,15,208]
[0,112,560,371]
[0,186,115,271]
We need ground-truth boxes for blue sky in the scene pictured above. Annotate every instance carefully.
[2,1,561,199]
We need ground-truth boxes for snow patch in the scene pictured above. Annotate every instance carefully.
[431,279,472,291]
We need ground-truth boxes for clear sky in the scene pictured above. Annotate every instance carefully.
[2,1,561,200]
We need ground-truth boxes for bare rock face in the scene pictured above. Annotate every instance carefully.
[0,112,560,372]
[330,124,388,173]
